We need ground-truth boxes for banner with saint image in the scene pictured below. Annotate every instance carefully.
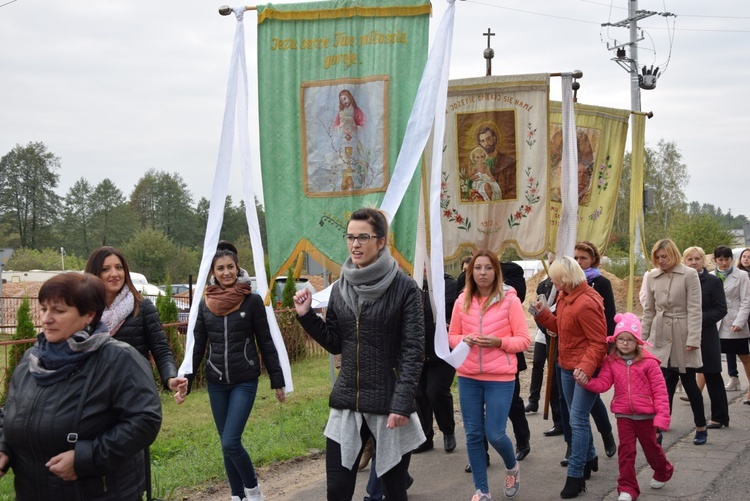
[257,0,430,277]
[427,74,550,261]
[547,102,630,254]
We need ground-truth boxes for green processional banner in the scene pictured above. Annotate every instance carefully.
[257,0,430,277]
[547,102,630,254]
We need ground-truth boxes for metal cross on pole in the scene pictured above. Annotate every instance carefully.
[483,28,495,76]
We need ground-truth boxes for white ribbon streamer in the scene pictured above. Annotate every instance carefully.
[179,7,293,392]
[556,74,578,259]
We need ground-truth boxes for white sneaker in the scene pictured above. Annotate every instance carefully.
[725,376,741,391]
[618,493,633,501]
[471,490,492,501]
[650,477,667,489]
[244,485,264,501]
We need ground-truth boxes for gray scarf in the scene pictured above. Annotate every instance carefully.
[338,247,399,314]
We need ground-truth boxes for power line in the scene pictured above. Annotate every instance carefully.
[581,0,750,19]
[0,0,19,8]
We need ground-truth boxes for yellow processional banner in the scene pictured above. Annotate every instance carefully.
[547,102,630,254]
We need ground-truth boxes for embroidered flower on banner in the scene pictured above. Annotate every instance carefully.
[588,206,604,221]
[525,122,537,149]
[596,155,613,193]
[441,171,471,232]
[507,167,541,229]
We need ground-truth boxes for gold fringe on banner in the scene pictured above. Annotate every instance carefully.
[258,5,432,24]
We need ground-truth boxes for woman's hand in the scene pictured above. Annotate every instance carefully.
[686,345,699,351]
[387,413,409,429]
[573,368,589,385]
[168,377,189,405]
[463,335,476,347]
[530,300,548,317]
[293,289,313,316]
[731,325,743,333]
[0,452,10,478]
[474,335,502,349]
[275,388,286,403]
[46,450,77,481]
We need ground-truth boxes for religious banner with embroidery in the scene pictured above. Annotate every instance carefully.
[257,0,430,277]
[547,102,630,254]
[427,74,550,261]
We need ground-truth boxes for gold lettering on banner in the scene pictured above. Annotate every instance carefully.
[269,29,410,70]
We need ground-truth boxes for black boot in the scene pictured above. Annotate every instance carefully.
[560,476,586,499]
[560,443,571,467]
[602,432,617,457]
[583,456,598,480]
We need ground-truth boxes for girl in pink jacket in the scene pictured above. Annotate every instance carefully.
[574,313,673,501]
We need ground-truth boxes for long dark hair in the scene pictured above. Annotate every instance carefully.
[85,246,142,316]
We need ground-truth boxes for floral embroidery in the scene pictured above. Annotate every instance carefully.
[588,206,604,221]
[507,167,541,228]
[441,171,471,231]
[596,155,613,192]
[525,122,537,149]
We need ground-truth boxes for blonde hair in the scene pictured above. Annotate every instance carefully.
[548,256,585,289]
[650,239,681,269]
[682,246,706,267]
[462,249,504,314]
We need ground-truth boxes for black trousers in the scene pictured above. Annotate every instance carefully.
[326,421,412,501]
[529,341,562,426]
[508,374,531,446]
[663,367,706,428]
[704,372,729,425]
[415,358,456,440]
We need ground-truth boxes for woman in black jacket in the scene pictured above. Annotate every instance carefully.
[85,247,188,396]
[683,246,729,427]
[188,242,285,501]
[294,208,425,501]
[0,273,162,500]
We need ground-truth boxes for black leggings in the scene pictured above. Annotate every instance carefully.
[663,367,706,428]
[325,422,412,501]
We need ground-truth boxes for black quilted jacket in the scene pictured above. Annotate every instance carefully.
[114,299,177,390]
[191,293,285,389]
[297,272,424,416]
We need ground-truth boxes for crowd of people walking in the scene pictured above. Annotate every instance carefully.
[1,225,749,501]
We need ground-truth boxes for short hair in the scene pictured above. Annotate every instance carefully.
[349,208,389,244]
[713,245,733,260]
[650,239,681,269]
[463,250,504,313]
[476,126,497,145]
[548,256,586,289]
[85,246,142,315]
[39,273,106,328]
[574,241,601,268]
[682,246,706,267]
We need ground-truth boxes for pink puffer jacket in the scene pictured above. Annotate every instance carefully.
[584,350,671,431]
[448,288,530,382]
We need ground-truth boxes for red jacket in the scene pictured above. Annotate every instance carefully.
[448,288,530,382]
[584,350,671,431]
[536,281,607,377]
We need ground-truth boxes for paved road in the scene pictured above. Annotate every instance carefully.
[287,361,750,500]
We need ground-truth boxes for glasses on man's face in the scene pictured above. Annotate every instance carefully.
[343,233,378,245]
[616,338,636,345]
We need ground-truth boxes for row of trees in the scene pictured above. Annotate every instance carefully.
[1,142,266,283]
[1,140,745,283]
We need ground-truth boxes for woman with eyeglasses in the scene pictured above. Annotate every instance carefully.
[294,208,425,501]
[641,239,706,445]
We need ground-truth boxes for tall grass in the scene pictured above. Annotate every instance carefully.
[0,354,332,500]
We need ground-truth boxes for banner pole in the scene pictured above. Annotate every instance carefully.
[219,5,257,16]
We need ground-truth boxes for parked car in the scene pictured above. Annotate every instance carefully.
[273,276,316,305]
[158,283,192,295]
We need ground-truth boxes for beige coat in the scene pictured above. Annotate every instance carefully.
[642,263,703,372]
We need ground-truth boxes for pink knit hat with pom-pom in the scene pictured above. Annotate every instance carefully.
[607,312,652,346]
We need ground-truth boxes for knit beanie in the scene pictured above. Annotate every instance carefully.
[607,312,652,346]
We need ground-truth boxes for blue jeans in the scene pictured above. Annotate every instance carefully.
[558,366,598,478]
[556,364,612,444]
[458,376,516,494]
[207,380,259,497]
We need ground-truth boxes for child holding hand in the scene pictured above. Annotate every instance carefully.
[574,312,673,501]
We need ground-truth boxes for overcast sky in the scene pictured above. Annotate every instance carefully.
[1,0,748,215]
